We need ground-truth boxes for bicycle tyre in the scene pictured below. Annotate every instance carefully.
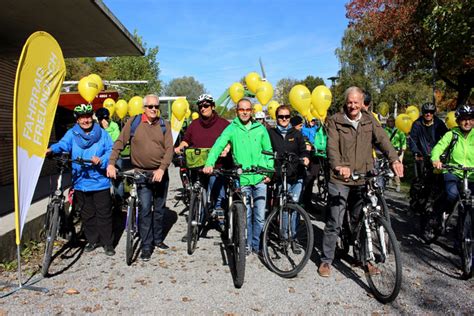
[262,203,314,278]
[187,190,201,255]
[460,206,472,279]
[377,193,391,226]
[231,201,246,288]
[125,198,136,266]
[41,203,60,277]
[363,214,402,303]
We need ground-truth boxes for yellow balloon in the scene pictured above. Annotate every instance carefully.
[245,72,261,93]
[445,111,458,129]
[267,100,279,120]
[88,74,104,92]
[378,102,389,116]
[103,98,115,117]
[128,96,144,116]
[311,85,332,113]
[289,85,311,116]
[229,82,245,103]
[78,76,99,103]
[254,103,263,113]
[255,81,273,105]
[172,98,189,121]
[191,112,199,120]
[405,105,420,122]
[115,99,128,119]
[185,109,191,118]
[395,114,413,134]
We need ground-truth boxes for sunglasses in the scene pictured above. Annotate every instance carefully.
[198,103,212,109]
[423,111,435,115]
[145,105,160,110]
[256,118,264,120]
[277,115,291,120]
[237,108,252,113]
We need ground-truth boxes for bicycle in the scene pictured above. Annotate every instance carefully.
[212,166,250,289]
[41,153,91,277]
[423,164,473,279]
[173,153,192,209]
[261,151,314,278]
[186,170,209,255]
[314,152,329,205]
[338,168,402,303]
[116,170,151,265]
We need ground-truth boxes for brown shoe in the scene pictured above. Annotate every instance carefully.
[367,263,381,276]
[318,263,331,277]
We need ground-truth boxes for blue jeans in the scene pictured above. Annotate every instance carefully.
[443,173,474,210]
[137,170,169,251]
[280,179,303,238]
[208,174,225,209]
[241,182,267,252]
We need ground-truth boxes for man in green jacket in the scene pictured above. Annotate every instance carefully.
[203,98,273,255]
[384,115,407,192]
[431,105,474,231]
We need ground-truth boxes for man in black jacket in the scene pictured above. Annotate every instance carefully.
[408,102,448,215]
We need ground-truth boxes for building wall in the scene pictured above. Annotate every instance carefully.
[0,58,16,186]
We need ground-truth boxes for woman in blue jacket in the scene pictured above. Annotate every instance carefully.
[47,104,115,256]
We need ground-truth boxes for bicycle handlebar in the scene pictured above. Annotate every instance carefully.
[262,150,306,164]
[441,164,474,173]
[49,152,93,166]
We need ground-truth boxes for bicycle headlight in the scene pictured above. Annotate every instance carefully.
[236,168,243,175]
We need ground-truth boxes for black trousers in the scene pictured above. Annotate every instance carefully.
[75,189,113,247]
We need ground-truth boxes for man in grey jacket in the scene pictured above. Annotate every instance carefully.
[318,86,404,277]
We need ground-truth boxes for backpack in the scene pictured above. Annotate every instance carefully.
[440,132,459,163]
[130,115,167,137]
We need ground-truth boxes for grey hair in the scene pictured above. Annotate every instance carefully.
[236,97,253,108]
[143,94,159,106]
[344,86,364,103]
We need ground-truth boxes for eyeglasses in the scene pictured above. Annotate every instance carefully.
[145,105,160,110]
[277,115,291,120]
[237,108,252,113]
[256,118,264,121]
[198,103,212,109]
[423,111,435,115]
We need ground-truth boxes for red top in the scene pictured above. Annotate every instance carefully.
[183,113,229,148]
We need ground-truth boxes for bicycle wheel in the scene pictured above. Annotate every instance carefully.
[362,214,402,303]
[125,198,137,265]
[41,203,60,276]
[262,203,314,278]
[460,205,472,279]
[187,189,203,255]
[231,201,246,288]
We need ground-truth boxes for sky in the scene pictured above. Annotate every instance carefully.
[103,0,350,99]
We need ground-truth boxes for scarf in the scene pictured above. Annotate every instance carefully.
[72,122,102,149]
[199,112,219,128]
[277,124,292,139]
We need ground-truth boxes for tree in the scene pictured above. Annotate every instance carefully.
[106,31,161,100]
[274,78,299,105]
[298,76,326,92]
[346,0,473,105]
[163,76,206,105]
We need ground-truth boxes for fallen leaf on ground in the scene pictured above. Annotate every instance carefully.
[65,288,80,295]
[288,287,295,293]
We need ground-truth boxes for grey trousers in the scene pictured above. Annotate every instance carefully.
[321,181,364,264]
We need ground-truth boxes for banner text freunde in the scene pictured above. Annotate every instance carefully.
[23,52,59,145]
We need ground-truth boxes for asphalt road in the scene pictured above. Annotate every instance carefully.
[0,166,473,314]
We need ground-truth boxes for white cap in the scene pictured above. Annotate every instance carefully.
[255,111,265,119]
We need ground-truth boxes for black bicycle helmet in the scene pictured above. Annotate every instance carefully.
[96,107,110,121]
[363,91,372,106]
[421,102,436,113]
[455,104,474,119]
[197,94,214,105]
[73,104,93,119]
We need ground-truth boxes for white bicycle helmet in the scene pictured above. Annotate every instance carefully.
[255,111,265,119]
[197,94,214,105]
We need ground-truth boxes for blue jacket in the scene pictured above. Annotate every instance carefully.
[50,123,113,192]
[301,125,318,143]
[408,116,447,157]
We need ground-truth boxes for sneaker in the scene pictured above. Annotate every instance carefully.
[156,242,169,250]
[318,263,331,277]
[103,245,116,256]
[84,243,98,253]
[140,249,152,261]
[367,263,381,275]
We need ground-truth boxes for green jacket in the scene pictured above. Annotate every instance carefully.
[205,118,274,186]
[106,121,120,142]
[384,127,407,151]
[313,126,327,158]
[431,127,474,181]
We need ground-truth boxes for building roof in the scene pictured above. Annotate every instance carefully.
[0,0,144,59]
